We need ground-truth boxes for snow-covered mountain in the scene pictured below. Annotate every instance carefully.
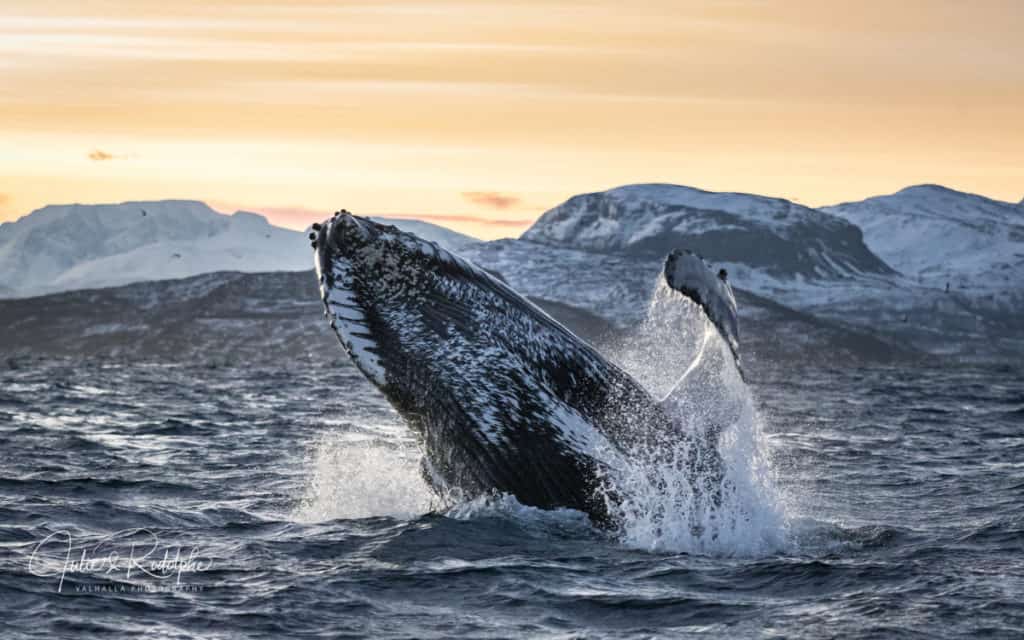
[3,186,1020,359]
[523,184,892,280]
[0,201,481,298]
[823,185,1023,309]
[0,200,307,297]
[461,183,1024,359]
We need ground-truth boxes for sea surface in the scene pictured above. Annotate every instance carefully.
[1,357,1022,639]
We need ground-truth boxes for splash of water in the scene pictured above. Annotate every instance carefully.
[601,281,792,556]
[293,433,433,522]
[602,281,708,399]
[292,434,594,534]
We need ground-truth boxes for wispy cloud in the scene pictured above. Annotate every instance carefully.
[87,149,114,161]
[461,191,522,210]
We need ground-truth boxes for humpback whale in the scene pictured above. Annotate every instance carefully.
[312,212,741,526]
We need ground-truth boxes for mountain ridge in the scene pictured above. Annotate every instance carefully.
[822,184,1023,312]
[521,183,893,280]
[3,185,1022,358]
[476,182,1024,358]
[826,184,1023,210]
[0,200,481,298]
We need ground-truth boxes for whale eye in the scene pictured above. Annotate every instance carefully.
[308,232,316,240]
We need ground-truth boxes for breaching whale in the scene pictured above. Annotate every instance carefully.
[312,211,741,526]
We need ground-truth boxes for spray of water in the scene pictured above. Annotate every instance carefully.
[293,432,433,522]
[600,281,792,556]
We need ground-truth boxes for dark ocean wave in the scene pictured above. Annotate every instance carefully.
[1,359,1022,638]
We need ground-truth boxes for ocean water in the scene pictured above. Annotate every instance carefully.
[1,357,1022,639]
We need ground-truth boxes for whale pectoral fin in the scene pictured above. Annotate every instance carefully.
[657,250,743,486]
[662,249,742,376]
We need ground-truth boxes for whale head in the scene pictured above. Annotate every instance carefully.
[311,211,637,513]
[312,211,473,388]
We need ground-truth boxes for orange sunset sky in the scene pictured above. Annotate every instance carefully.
[2,0,1022,239]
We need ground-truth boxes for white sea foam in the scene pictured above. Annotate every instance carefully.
[447,493,595,533]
